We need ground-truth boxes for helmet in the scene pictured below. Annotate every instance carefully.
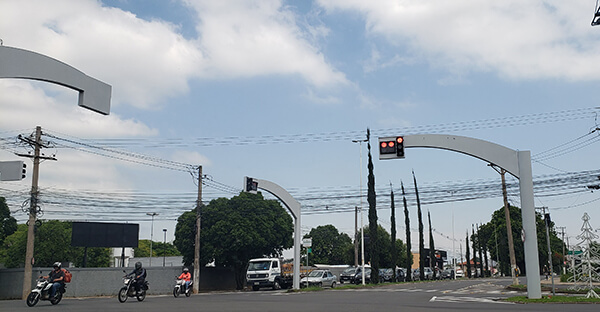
[53,262,61,269]
[135,262,142,270]
[183,267,189,273]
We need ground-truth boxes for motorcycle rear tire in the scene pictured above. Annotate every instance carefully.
[136,290,146,301]
[50,292,62,305]
[26,292,40,307]
[173,287,179,298]
[118,288,128,303]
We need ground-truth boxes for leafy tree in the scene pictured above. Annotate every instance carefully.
[3,220,110,268]
[401,182,412,281]
[390,187,397,281]
[465,230,471,278]
[366,129,379,283]
[135,239,181,258]
[428,211,435,269]
[413,171,425,281]
[0,197,17,262]
[357,224,406,271]
[174,192,293,289]
[302,225,353,265]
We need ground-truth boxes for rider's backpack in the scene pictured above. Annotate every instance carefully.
[62,268,72,283]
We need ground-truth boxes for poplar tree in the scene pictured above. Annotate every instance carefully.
[402,182,412,281]
[428,211,436,273]
[390,185,397,281]
[466,230,472,278]
[367,129,379,283]
[413,171,425,281]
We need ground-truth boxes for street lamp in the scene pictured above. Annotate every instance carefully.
[163,229,167,267]
[352,137,368,285]
[146,212,158,267]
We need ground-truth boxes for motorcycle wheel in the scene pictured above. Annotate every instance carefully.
[26,292,40,307]
[173,287,179,298]
[50,292,62,305]
[136,290,146,301]
[118,288,128,303]
[185,288,191,297]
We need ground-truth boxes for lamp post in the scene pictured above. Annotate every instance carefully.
[146,212,158,267]
[352,137,368,285]
[163,229,167,267]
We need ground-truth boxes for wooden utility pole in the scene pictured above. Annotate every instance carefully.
[193,165,202,294]
[354,206,358,266]
[500,169,519,285]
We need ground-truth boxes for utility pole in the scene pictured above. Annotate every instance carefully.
[18,126,56,299]
[537,206,555,296]
[146,212,158,267]
[193,165,202,294]
[489,165,519,285]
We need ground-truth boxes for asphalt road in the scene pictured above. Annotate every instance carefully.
[2,277,598,312]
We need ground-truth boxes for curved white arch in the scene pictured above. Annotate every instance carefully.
[0,46,111,115]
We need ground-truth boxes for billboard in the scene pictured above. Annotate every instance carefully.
[71,222,139,248]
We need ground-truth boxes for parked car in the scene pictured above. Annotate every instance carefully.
[440,269,454,279]
[412,267,434,280]
[339,267,358,284]
[300,269,337,288]
[395,268,406,282]
[455,268,464,278]
[379,268,393,283]
[353,267,372,284]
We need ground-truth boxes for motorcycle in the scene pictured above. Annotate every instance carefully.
[173,278,193,298]
[26,276,65,307]
[118,270,148,303]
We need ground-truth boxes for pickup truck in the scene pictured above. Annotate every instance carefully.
[246,258,293,290]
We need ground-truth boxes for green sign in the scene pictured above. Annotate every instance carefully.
[567,250,583,255]
[307,248,312,254]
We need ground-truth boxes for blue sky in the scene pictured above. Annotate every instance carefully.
[2,0,600,261]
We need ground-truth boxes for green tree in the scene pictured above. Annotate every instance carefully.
[3,220,110,268]
[413,171,425,281]
[390,187,397,281]
[465,230,471,278]
[174,192,293,289]
[0,197,17,263]
[428,211,435,269]
[357,224,406,272]
[401,182,412,281]
[366,129,379,283]
[135,239,181,258]
[303,225,353,265]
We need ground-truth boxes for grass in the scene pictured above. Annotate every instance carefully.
[506,295,600,304]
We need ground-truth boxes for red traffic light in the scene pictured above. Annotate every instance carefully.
[396,137,404,144]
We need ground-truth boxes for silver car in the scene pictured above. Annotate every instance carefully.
[300,269,337,288]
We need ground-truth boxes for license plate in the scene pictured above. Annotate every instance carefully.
[254,282,259,285]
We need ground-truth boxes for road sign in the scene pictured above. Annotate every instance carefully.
[302,238,312,247]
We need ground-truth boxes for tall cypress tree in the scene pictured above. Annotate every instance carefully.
[477,223,484,278]
[428,210,436,273]
[367,128,379,283]
[390,184,397,281]
[466,230,471,278]
[472,225,479,278]
[413,170,425,281]
[402,181,412,281]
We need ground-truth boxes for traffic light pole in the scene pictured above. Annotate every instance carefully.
[379,134,541,299]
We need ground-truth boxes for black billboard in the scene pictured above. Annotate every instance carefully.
[71,222,139,248]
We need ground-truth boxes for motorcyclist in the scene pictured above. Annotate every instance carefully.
[41,262,64,299]
[177,267,191,292]
[127,262,147,294]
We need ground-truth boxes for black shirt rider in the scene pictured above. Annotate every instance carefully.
[127,262,147,292]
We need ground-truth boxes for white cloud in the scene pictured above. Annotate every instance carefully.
[318,0,600,81]
[0,80,158,137]
[184,0,348,87]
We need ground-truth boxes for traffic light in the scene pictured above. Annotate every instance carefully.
[395,136,405,158]
[378,136,405,160]
[0,160,26,181]
[244,176,258,192]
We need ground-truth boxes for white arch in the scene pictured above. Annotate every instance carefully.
[401,134,541,299]
[0,45,111,115]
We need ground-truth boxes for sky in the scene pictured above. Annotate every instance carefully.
[2,0,600,263]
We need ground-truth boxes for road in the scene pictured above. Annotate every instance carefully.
[2,277,597,312]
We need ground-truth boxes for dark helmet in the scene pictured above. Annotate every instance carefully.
[183,267,189,273]
[53,262,62,269]
[135,262,142,270]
